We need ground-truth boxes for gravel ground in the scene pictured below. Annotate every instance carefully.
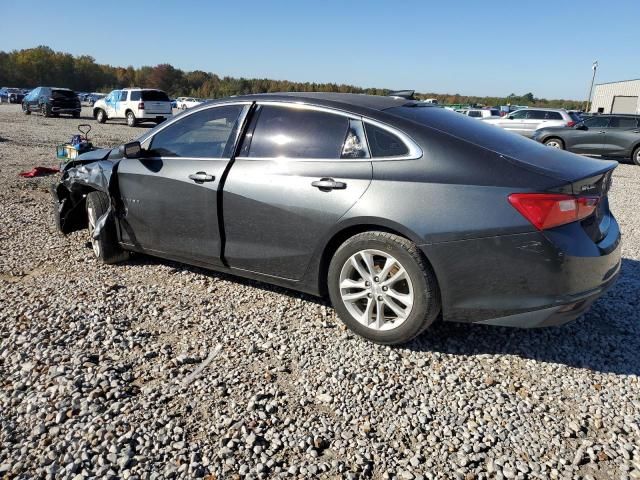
[0,103,639,480]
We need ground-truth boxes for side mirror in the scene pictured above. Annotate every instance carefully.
[120,141,142,159]
[507,115,514,120]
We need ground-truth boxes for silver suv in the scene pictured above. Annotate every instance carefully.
[483,108,580,137]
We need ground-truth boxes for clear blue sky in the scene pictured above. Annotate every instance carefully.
[2,0,639,99]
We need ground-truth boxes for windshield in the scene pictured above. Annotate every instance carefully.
[142,90,170,101]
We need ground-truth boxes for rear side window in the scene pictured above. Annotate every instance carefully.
[610,117,639,128]
[246,105,349,159]
[149,105,244,158]
[130,91,141,101]
[545,111,563,120]
[119,91,128,101]
[468,111,482,118]
[141,90,170,101]
[489,109,500,116]
[365,123,409,157]
[526,110,546,120]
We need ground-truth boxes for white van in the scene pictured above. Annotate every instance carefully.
[93,88,172,127]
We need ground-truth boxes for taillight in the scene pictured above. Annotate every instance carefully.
[138,102,144,110]
[508,193,599,230]
[567,121,576,127]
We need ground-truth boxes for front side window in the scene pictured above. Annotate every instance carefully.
[584,116,610,128]
[246,105,349,159]
[510,110,528,119]
[365,123,409,157]
[149,105,244,158]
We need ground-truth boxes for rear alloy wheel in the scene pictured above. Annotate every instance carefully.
[95,109,106,123]
[126,111,137,127]
[328,232,440,344]
[544,138,564,149]
[86,191,130,264]
[632,146,640,166]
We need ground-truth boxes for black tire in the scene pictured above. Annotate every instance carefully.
[632,146,640,166]
[41,104,50,117]
[72,112,80,119]
[22,103,30,115]
[126,111,137,127]
[85,191,129,264]
[543,137,564,149]
[328,231,441,345]
[95,109,107,123]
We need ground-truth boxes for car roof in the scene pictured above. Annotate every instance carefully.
[208,92,424,114]
[513,107,567,112]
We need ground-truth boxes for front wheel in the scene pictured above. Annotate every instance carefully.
[328,232,440,345]
[126,111,137,127]
[86,192,129,264]
[41,104,50,117]
[544,137,564,149]
[632,146,640,166]
[22,103,31,115]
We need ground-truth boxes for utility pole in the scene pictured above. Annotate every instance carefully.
[585,61,598,113]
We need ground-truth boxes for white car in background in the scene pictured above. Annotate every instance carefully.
[458,108,501,119]
[177,97,204,110]
[93,88,173,127]
[483,108,580,137]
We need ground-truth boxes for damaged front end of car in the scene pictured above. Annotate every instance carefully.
[51,148,122,236]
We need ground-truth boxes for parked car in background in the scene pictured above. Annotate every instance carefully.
[93,88,172,127]
[458,108,500,119]
[177,97,204,110]
[86,93,106,106]
[22,87,81,117]
[534,114,640,165]
[484,108,580,137]
[0,87,25,104]
[52,93,620,345]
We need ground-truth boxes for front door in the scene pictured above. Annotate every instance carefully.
[600,116,640,156]
[223,103,373,280]
[117,103,249,265]
[570,116,610,154]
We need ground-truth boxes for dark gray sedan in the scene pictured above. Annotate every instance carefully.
[52,93,621,344]
[533,114,640,165]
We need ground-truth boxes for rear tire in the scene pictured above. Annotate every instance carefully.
[126,111,137,127]
[86,191,129,264]
[544,137,564,149]
[95,109,107,123]
[328,231,440,345]
[632,146,640,166]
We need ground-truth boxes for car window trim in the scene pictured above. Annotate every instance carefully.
[234,100,422,162]
[142,103,252,160]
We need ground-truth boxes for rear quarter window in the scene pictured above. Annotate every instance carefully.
[364,123,409,157]
[130,91,141,101]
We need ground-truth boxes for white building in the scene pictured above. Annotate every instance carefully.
[590,79,640,114]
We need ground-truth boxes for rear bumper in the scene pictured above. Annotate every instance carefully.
[420,215,621,327]
[138,112,171,120]
[51,106,81,113]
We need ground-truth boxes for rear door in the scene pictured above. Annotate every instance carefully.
[142,90,172,114]
[520,110,546,137]
[117,103,250,264]
[223,102,372,280]
[115,90,129,117]
[600,116,640,156]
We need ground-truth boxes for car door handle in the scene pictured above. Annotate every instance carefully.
[188,171,215,183]
[311,178,346,190]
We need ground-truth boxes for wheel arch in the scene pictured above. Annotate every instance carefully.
[314,219,439,297]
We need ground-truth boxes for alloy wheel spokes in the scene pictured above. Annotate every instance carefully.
[339,249,414,331]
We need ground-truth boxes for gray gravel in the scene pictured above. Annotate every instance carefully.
[1,103,639,479]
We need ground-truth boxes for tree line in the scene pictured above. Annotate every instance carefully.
[0,46,582,108]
